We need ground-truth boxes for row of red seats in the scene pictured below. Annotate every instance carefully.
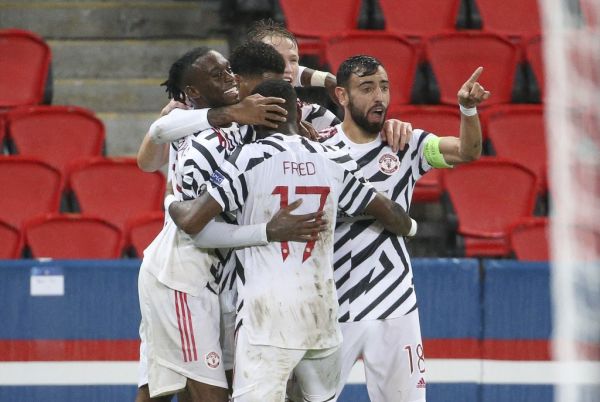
[322,31,542,105]
[280,0,545,40]
[0,156,165,231]
[0,212,164,259]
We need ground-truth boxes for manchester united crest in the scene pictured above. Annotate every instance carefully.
[378,153,400,175]
[205,351,221,369]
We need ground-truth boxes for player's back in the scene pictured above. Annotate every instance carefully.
[209,133,374,350]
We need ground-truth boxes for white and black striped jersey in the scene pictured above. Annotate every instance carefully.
[300,101,340,131]
[321,124,435,322]
[207,133,375,349]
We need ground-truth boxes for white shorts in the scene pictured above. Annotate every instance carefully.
[336,312,426,402]
[219,287,237,371]
[233,326,339,402]
[138,268,228,397]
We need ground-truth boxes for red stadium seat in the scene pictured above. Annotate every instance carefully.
[387,105,460,202]
[326,32,419,105]
[426,32,520,106]
[24,214,124,259]
[127,211,165,258]
[525,35,544,100]
[509,217,549,261]
[0,156,62,229]
[443,158,538,257]
[0,29,51,108]
[474,0,541,37]
[0,116,5,148]
[484,105,547,190]
[279,0,362,62]
[379,0,461,38]
[6,105,105,175]
[0,220,23,259]
[67,157,165,231]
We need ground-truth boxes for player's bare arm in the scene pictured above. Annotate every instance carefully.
[300,67,338,104]
[364,193,414,236]
[439,66,489,165]
[137,99,190,172]
[206,94,288,128]
[169,194,326,241]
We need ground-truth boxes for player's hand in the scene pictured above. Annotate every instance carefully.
[160,99,190,117]
[299,120,319,141]
[266,199,328,242]
[457,66,491,108]
[231,94,287,128]
[381,119,413,152]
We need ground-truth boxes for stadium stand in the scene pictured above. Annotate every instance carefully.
[443,158,539,257]
[126,211,165,258]
[24,214,124,259]
[525,35,544,102]
[387,105,461,202]
[0,156,62,229]
[0,116,5,150]
[484,104,547,191]
[425,32,521,106]
[326,32,419,105]
[0,29,51,108]
[379,0,462,39]
[474,0,541,38]
[6,105,105,175]
[0,220,23,259]
[509,217,549,261]
[67,157,165,231]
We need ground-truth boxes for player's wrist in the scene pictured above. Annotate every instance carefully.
[407,218,417,237]
[207,106,235,127]
[459,104,477,116]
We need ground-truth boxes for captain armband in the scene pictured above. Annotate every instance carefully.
[423,136,453,169]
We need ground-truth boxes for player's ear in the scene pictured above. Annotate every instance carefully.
[335,86,348,107]
[184,85,200,100]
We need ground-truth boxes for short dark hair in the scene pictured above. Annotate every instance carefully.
[251,79,297,122]
[230,41,285,77]
[161,47,211,102]
[247,19,298,47]
[336,55,384,89]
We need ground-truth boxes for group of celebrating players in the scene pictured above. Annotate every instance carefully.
[134,19,489,402]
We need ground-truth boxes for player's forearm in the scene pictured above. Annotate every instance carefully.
[457,113,483,162]
[149,109,212,144]
[137,132,169,172]
[366,194,413,236]
[168,194,222,235]
[193,220,268,248]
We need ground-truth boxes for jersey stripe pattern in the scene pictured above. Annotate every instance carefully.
[321,125,435,322]
[208,133,375,349]
[174,124,245,292]
[300,101,340,131]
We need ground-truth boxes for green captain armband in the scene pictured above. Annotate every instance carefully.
[424,136,453,169]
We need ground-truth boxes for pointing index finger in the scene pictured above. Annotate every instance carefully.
[467,66,484,84]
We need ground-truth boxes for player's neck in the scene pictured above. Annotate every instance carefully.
[341,119,379,144]
[255,122,299,139]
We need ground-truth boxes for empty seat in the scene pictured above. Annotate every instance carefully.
[484,105,547,190]
[0,29,51,108]
[387,105,460,202]
[68,157,165,230]
[24,214,123,259]
[279,0,362,62]
[6,105,105,175]
[0,156,62,229]
[509,217,549,261]
[379,0,461,38]
[474,0,541,37]
[443,158,538,257]
[525,35,544,100]
[426,32,520,106]
[0,117,5,150]
[0,220,23,259]
[127,211,165,258]
[326,32,419,105]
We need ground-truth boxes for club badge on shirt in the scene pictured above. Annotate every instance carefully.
[378,153,400,175]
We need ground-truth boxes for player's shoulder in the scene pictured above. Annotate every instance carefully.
[408,128,436,150]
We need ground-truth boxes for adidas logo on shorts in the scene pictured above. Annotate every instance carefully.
[416,377,426,389]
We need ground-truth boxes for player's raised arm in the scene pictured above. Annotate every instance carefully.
[363,194,416,237]
[436,66,489,166]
